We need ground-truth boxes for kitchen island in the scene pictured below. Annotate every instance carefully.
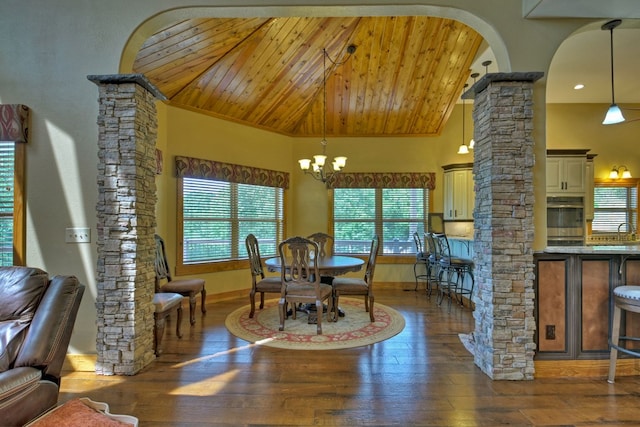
[535,245,640,362]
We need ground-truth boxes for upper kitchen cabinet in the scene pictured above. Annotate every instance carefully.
[546,149,589,196]
[443,163,474,221]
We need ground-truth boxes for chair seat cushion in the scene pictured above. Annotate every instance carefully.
[440,256,473,267]
[153,293,183,312]
[285,283,332,299]
[256,277,282,292]
[614,286,640,300]
[161,278,205,293]
[332,278,368,292]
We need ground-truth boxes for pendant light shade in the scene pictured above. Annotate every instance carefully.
[602,19,625,125]
[603,104,625,125]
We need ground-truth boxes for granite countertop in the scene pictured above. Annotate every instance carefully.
[543,245,640,255]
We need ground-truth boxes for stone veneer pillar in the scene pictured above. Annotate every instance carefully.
[88,74,166,375]
[467,72,543,380]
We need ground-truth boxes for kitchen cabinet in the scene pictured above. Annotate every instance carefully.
[535,248,640,360]
[442,163,474,220]
[546,156,585,195]
[585,155,595,221]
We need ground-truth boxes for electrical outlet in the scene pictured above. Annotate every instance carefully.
[65,227,90,243]
[545,324,556,340]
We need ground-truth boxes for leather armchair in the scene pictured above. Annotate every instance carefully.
[0,267,85,427]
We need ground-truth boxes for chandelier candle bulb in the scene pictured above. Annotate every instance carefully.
[299,159,311,170]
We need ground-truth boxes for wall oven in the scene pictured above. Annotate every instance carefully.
[547,196,585,246]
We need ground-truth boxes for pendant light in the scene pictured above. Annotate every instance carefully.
[457,84,470,154]
[468,73,480,149]
[299,45,355,182]
[602,19,625,125]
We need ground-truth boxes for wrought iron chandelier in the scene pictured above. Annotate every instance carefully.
[298,45,355,183]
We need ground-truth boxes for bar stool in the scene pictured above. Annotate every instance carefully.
[413,232,430,291]
[435,233,474,312]
[608,285,640,383]
[424,232,441,297]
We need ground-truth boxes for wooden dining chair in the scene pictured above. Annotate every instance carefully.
[278,236,334,334]
[154,234,207,325]
[332,235,379,322]
[308,232,336,285]
[245,234,282,318]
[307,232,334,257]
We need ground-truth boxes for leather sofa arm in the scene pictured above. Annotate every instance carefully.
[14,276,85,380]
[0,366,42,402]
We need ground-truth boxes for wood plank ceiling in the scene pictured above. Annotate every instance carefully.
[133,16,484,137]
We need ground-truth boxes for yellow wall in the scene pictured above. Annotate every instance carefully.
[546,103,640,179]
[156,103,473,292]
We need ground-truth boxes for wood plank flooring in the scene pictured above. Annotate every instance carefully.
[59,285,640,426]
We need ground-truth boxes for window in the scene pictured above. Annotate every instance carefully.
[593,180,638,234]
[175,155,288,274]
[0,141,25,266]
[333,187,429,255]
[180,177,284,265]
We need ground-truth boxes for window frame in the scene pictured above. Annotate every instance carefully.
[176,176,286,275]
[0,141,26,266]
[592,178,639,235]
[329,187,431,263]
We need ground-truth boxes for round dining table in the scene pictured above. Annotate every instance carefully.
[264,255,364,276]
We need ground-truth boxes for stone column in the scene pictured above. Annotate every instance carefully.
[88,74,166,375]
[467,72,543,380]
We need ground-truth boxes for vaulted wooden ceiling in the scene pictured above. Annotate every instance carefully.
[132,16,484,137]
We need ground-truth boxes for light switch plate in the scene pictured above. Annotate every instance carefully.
[65,227,90,243]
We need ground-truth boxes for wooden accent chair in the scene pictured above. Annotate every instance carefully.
[245,234,282,318]
[332,235,379,322]
[278,236,334,334]
[154,234,206,325]
[153,292,183,356]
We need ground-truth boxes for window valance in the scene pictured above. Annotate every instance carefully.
[0,105,29,143]
[328,172,435,189]
[175,156,289,189]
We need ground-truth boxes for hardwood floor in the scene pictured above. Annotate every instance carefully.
[59,285,640,426]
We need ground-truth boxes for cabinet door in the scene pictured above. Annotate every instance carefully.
[444,169,474,220]
[585,159,594,221]
[564,158,585,193]
[537,259,567,353]
[466,169,475,219]
[443,171,454,220]
[546,158,563,193]
[452,170,469,219]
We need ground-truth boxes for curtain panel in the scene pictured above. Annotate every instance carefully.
[328,172,435,190]
[0,105,29,143]
[175,155,289,189]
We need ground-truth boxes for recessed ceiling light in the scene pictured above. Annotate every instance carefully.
[574,84,585,90]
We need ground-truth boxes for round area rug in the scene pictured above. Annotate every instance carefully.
[225,298,405,350]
